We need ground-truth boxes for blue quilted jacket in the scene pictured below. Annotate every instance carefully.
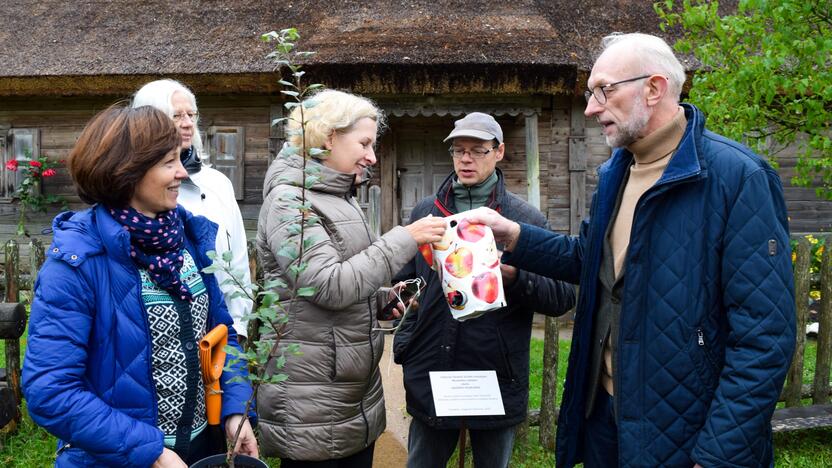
[22,204,253,467]
[504,104,795,467]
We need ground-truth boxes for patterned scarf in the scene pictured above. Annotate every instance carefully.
[109,206,193,301]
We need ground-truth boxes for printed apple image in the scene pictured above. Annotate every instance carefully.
[471,271,499,303]
[419,244,434,269]
[444,247,474,278]
[456,218,487,243]
[446,289,468,310]
[482,243,500,269]
[433,228,453,251]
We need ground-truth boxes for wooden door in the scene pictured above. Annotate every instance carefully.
[395,123,454,224]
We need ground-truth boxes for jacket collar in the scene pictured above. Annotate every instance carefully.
[48,204,217,268]
[434,168,506,215]
[598,103,706,204]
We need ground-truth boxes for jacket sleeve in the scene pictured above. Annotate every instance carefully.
[213,174,254,338]
[502,222,584,285]
[22,260,164,468]
[691,168,796,466]
[261,190,418,310]
[504,214,576,316]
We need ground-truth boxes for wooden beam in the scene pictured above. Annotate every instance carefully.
[568,97,587,235]
[525,114,540,209]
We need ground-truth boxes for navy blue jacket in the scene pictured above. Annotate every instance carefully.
[504,105,795,467]
[22,204,253,467]
[393,169,575,430]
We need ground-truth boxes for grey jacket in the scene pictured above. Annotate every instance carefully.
[256,152,417,461]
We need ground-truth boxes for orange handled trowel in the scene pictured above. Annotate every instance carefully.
[199,324,228,425]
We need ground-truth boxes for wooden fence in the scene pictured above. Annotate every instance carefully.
[2,235,830,440]
[774,235,832,430]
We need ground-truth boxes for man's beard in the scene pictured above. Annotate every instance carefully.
[606,95,650,148]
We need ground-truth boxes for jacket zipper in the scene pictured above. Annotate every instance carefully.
[346,192,375,447]
[697,328,705,347]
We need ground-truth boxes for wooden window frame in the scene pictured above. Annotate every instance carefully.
[207,126,245,200]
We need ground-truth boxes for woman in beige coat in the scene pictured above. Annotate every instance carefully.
[256,90,445,467]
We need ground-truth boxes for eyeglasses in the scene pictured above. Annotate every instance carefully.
[584,75,653,104]
[448,145,498,159]
[172,111,199,122]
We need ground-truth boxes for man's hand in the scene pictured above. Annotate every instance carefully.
[152,448,187,468]
[225,414,259,458]
[466,207,522,251]
[497,251,518,285]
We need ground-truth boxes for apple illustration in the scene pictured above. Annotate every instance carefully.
[482,243,500,269]
[456,218,487,243]
[444,247,474,278]
[471,271,499,303]
[446,289,467,310]
[419,244,434,269]
[433,228,453,251]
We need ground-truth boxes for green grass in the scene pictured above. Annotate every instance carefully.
[2,335,830,467]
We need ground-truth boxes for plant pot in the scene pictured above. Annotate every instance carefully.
[189,454,269,468]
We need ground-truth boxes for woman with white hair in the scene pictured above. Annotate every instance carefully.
[256,89,446,467]
[132,79,253,344]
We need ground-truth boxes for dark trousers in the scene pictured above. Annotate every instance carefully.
[406,417,516,468]
[280,443,375,468]
[583,390,619,468]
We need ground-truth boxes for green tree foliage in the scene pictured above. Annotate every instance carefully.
[656,0,832,198]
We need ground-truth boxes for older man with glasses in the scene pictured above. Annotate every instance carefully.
[468,33,795,467]
[391,112,575,468]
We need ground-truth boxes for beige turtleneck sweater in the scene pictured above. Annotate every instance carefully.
[601,107,687,396]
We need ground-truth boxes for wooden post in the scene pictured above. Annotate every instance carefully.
[785,238,810,407]
[525,114,540,210]
[29,238,45,286]
[539,314,559,450]
[3,239,21,429]
[813,235,832,405]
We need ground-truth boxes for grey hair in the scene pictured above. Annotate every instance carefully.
[131,79,203,153]
[600,32,686,102]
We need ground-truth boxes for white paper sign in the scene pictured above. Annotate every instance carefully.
[429,370,505,417]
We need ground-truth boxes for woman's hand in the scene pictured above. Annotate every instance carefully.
[405,215,446,245]
[388,282,420,317]
[225,414,259,458]
[152,448,187,468]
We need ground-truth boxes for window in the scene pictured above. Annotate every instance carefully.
[2,128,40,199]
[207,126,245,200]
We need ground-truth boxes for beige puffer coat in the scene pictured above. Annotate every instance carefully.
[256,151,417,461]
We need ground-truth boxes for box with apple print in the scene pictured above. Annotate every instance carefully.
[418,212,507,321]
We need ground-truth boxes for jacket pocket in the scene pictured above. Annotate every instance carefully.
[690,327,719,392]
[495,327,517,384]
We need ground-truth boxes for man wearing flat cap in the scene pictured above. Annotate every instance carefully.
[392,112,575,467]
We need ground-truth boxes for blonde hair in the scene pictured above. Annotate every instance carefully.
[286,89,385,150]
[600,33,686,102]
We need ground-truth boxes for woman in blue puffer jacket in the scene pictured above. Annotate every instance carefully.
[22,105,258,467]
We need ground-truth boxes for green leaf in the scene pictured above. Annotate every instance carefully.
[296,287,316,297]
[222,250,234,263]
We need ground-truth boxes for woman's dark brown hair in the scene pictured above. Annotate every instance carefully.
[68,105,180,207]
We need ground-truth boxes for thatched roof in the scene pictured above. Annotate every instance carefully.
[0,0,714,96]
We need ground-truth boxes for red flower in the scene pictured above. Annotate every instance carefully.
[5,160,18,171]
[42,168,57,177]
[29,160,43,168]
